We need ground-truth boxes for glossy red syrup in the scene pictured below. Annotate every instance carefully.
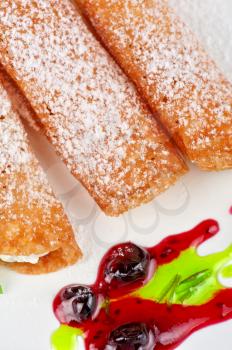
[53,219,232,349]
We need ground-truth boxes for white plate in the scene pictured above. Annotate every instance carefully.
[0,1,232,349]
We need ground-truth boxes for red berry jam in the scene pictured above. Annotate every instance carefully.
[53,219,232,349]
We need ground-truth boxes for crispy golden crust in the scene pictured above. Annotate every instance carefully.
[0,166,82,273]
[2,231,82,275]
[0,76,81,274]
[1,166,68,256]
[0,0,187,216]
[80,0,232,171]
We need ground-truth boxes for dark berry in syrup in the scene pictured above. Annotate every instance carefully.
[61,285,96,323]
[104,243,150,284]
[109,322,149,349]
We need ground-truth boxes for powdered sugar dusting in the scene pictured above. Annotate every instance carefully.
[0,66,40,131]
[0,80,79,258]
[83,0,232,170]
[0,86,31,174]
[169,0,232,83]
[0,0,186,215]
[0,81,61,215]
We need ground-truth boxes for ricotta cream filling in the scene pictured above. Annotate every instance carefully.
[0,252,48,264]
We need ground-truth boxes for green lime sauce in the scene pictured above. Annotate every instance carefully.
[51,325,82,350]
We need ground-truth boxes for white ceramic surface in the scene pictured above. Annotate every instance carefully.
[0,1,232,349]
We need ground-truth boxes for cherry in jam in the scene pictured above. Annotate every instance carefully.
[109,322,150,350]
[55,285,96,324]
[104,242,150,285]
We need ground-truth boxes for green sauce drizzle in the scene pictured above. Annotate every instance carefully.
[137,245,232,305]
[51,325,82,350]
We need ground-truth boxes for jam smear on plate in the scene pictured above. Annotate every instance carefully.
[52,219,232,350]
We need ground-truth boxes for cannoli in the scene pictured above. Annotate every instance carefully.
[0,0,187,216]
[0,78,81,274]
[80,0,232,170]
